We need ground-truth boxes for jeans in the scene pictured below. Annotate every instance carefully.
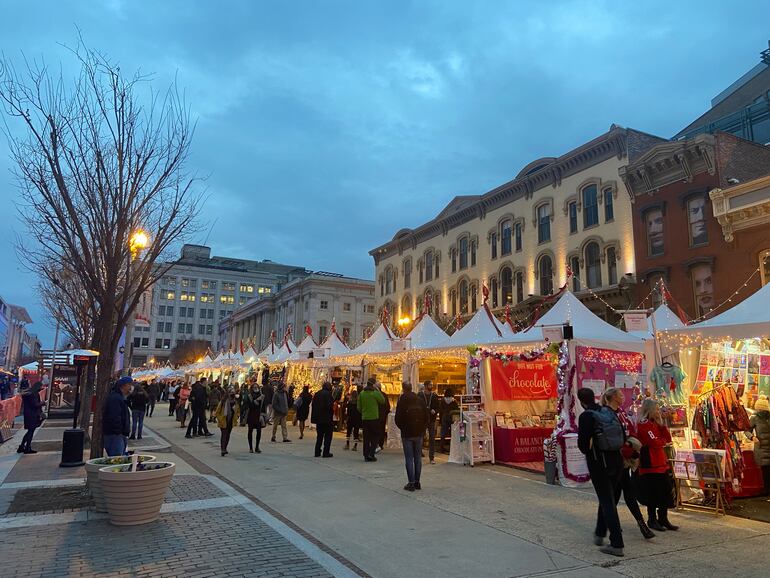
[103,434,127,457]
[590,466,624,548]
[168,399,177,416]
[425,420,437,460]
[402,436,423,484]
[19,426,37,451]
[248,425,262,451]
[271,414,288,440]
[315,423,333,456]
[145,398,156,417]
[131,410,144,438]
[346,419,360,441]
[439,421,451,452]
[362,419,380,459]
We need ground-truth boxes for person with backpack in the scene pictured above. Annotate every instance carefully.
[577,387,626,557]
[311,382,335,458]
[395,382,428,491]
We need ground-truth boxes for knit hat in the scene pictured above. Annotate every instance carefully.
[755,395,770,412]
[116,376,134,387]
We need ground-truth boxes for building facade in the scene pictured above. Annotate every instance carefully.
[369,126,667,328]
[131,244,307,366]
[0,300,39,371]
[620,132,770,320]
[218,272,376,351]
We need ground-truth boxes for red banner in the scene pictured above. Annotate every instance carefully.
[490,358,557,400]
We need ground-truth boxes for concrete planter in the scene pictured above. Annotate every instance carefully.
[98,461,175,526]
[85,454,156,513]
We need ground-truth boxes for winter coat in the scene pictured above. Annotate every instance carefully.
[377,391,391,421]
[296,391,313,421]
[419,391,441,423]
[345,394,362,427]
[103,387,130,437]
[577,401,624,476]
[750,411,770,466]
[178,386,191,404]
[438,398,460,427]
[357,387,385,421]
[244,389,265,428]
[262,383,274,406]
[189,383,208,409]
[272,388,289,415]
[214,396,240,429]
[395,392,429,438]
[145,382,160,401]
[637,420,672,475]
[21,388,44,430]
[128,389,149,412]
[311,388,334,426]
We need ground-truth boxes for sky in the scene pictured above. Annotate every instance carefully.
[1,0,769,346]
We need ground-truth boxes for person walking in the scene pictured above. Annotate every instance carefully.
[168,382,178,416]
[438,389,459,454]
[375,382,390,452]
[145,381,160,417]
[17,381,44,454]
[208,381,223,423]
[295,385,313,439]
[244,382,265,453]
[602,389,655,540]
[311,382,335,458]
[635,399,679,532]
[577,387,626,557]
[749,395,770,495]
[270,382,291,442]
[177,382,191,427]
[103,377,132,456]
[358,378,386,462]
[419,381,441,464]
[186,379,212,438]
[215,388,240,456]
[262,374,275,425]
[344,389,362,451]
[128,384,149,440]
[395,382,428,491]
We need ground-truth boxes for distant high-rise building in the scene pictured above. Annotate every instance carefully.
[0,298,39,371]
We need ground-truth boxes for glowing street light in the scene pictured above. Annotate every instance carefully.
[397,316,411,326]
[129,229,149,257]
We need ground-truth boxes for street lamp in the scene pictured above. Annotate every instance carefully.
[124,229,150,373]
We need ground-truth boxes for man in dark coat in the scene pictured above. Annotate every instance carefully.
[375,382,390,452]
[419,380,441,464]
[145,381,160,417]
[103,377,132,456]
[186,378,213,438]
[17,381,44,454]
[395,382,428,491]
[311,382,335,458]
[262,373,275,424]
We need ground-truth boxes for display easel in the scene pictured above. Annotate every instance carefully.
[459,411,494,466]
[670,457,727,516]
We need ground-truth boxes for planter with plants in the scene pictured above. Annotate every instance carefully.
[85,454,156,513]
[98,459,175,525]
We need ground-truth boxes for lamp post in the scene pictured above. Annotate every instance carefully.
[123,230,149,374]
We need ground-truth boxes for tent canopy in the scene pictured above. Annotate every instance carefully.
[443,305,507,348]
[404,315,450,350]
[629,303,686,338]
[297,334,318,353]
[660,281,770,344]
[349,322,400,356]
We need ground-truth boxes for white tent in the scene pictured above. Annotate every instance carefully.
[629,303,687,337]
[660,281,770,345]
[349,322,401,356]
[403,314,449,350]
[503,291,647,352]
[443,304,508,348]
[317,328,352,359]
[297,333,318,353]
[272,338,298,363]
[257,340,279,361]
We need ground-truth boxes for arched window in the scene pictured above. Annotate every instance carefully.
[569,201,578,233]
[385,267,394,294]
[450,289,457,317]
[585,242,602,288]
[490,231,498,259]
[514,222,523,251]
[539,255,553,295]
[501,220,512,255]
[425,250,434,281]
[571,256,581,291]
[490,278,499,308]
[604,187,614,222]
[459,280,469,314]
[404,259,412,288]
[379,275,384,297]
[537,204,551,243]
[401,295,412,320]
[583,185,599,228]
[459,237,468,269]
[470,240,476,267]
[501,267,513,305]
[471,284,478,311]
[515,271,524,303]
[451,248,457,273]
[607,247,618,285]
[433,290,442,318]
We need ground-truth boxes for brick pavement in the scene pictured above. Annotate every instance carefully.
[0,506,334,578]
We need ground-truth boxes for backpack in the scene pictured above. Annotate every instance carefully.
[403,401,426,433]
[590,407,625,452]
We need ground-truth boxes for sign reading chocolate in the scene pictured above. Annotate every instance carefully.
[490,358,557,400]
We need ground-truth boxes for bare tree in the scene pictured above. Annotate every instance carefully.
[169,339,210,366]
[0,42,202,457]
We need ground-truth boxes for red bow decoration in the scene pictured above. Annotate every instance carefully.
[239,340,245,355]
[331,318,337,334]
[305,324,313,336]
[482,284,490,305]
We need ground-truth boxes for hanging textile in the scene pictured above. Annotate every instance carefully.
[650,363,687,405]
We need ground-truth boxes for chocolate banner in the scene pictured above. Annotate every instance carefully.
[490,358,557,400]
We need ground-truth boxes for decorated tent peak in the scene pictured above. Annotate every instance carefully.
[305,324,313,336]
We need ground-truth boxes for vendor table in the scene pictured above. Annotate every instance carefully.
[493,426,552,463]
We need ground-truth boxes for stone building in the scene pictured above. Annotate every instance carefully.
[369,126,667,328]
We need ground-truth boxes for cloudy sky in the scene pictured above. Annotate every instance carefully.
[1,0,768,344]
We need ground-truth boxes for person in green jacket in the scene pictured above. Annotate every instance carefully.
[357,378,385,462]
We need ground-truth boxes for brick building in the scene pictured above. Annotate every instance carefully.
[620,132,770,321]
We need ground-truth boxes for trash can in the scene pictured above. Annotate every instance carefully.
[544,460,557,485]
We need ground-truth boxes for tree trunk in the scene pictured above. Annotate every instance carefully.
[77,362,96,442]
[89,307,119,459]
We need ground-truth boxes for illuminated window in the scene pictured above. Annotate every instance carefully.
[165,291,175,300]
[223,282,235,291]
[258,286,271,294]
[501,267,513,305]
[220,295,234,304]
[240,284,254,293]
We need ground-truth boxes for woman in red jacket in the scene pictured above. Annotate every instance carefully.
[635,399,679,532]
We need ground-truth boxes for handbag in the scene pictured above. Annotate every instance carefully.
[259,414,267,428]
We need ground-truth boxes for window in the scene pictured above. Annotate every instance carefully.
[163,339,171,349]
[386,268,394,294]
[178,323,186,333]
[199,324,206,335]
[343,302,351,312]
[401,295,412,319]
[223,282,235,291]
[645,208,664,256]
[761,250,770,286]
[163,276,175,287]
[607,248,618,285]
[156,321,165,332]
[206,325,213,335]
[166,306,174,316]
[491,232,498,260]
[318,325,328,343]
[186,323,193,334]
[220,295,234,304]
[471,240,476,267]
[425,251,434,282]
[569,202,578,233]
[320,300,329,310]
[583,185,599,228]
[201,280,211,289]
[179,308,186,318]
[155,338,163,349]
[380,276,384,296]
[165,291,175,300]
[571,257,581,291]
[133,337,141,348]
[585,242,602,289]
[365,305,375,314]
[239,296,248,305]
[240,284,254,293]
[515,271,524,303]
[539,255,553,295]
[491,278,499,308]
[604,188,614,222]
[208,309,214,319]
[158,305,166,316]
[140,337,148,348]
[501,267,513,305]
[165,322,172,332]
[342,327,350,344]
[258,286,271,294]
[459,280,469,314]
[459,238,468,270]
[451,248,457,273]
[537,204,550,243]
[181,278,190,288]
[501,221,512,255]
[199,294,211,303]
[687,196,708,246]
[514,222,522,252]
[450,289,457,317]
[219,310,228,319]
[180,291,195,302]
[404,259,411,289]
[471,284,477,311]
[691,263,715,317]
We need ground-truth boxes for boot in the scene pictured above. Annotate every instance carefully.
[637,519,655,539]
[344,440,350,450]
[659,511,679,531]
[647,518,666,532]
[352,442,358,452]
